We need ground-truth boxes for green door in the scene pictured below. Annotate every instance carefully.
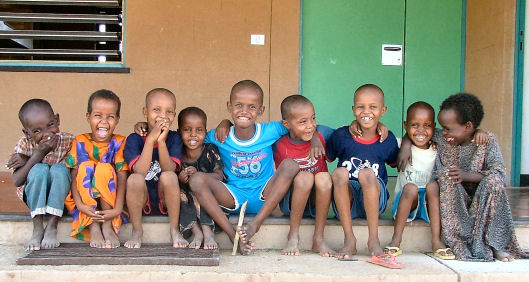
[302,0,405,134]
[301,0,463,175]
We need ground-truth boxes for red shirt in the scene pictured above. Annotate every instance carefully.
[273,132,328,174]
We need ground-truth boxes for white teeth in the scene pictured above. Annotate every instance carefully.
[361,117,372,121]
[189,140,197,146]
[98,128,108,131]
[238,117,249,120]
[415,135,426,141]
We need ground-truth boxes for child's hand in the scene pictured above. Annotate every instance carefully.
[214,119,232,143]
[185,166,197,176]
[77,204,104,222]
[309,134,325,161]
[376,122,389,142]
[98,208,121,222]
[472,129,489,146]
[178,170,189,184]
[134,122,148,137]
[6,153,28,170]
[447,165,466,184]
[157,119,170,143]
[37,134,59,155]
[348,120,362,138]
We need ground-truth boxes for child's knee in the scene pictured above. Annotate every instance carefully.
[426,181,439,195]
[358,168,377,186]
[314,172,332,191]
[293,171,314,192]
[331,167,349,186]
[277,158,300,177]
[401,183,418,199]
[49,163,69,178]
[159,171,178,186]
[127,173,146,193]
[27,163,50,180]
[188,172,207,192]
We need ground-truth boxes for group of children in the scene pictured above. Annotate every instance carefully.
[7,79,527,263]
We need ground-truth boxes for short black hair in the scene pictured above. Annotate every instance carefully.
[145,88,176,107]
[87,89,121,117]
[18,98,54,126]
[230,80,264,105]
[354,84,384,97]
[280,94,313,120]
[406,101,435,121]
[178,106,207,129]
[440,93,484,128]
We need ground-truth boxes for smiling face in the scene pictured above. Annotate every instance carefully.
[227,86,264,130]
[143,91,176,133]
[179,113,206,151]
[353,89,387,133]
[22,107,60,144]
[404,107,435,149]
[86,97,119,143]
[283,103,316,142]
[438,108,474,146]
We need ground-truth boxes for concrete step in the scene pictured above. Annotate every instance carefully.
[2,214,529,255]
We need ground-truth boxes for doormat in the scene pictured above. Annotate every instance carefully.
[16,243,220,266]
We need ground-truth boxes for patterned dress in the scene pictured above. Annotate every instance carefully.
[434,130,528,261]
[64,133,129,242]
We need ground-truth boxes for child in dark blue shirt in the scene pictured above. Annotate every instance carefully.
[327,84,399,260]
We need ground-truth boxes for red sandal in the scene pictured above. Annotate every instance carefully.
[362,254,403,269]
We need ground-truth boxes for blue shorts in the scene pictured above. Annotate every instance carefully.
[280,189,316,218]
[392,187,430,223]
[220,178,271,214]
[332,178,389,219]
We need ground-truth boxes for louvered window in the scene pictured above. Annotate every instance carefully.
[0,0,124,68]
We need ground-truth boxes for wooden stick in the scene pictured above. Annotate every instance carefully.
[231,200,248,255]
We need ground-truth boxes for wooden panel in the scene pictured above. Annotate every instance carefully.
[465,0,516,174]
[17,243,220,266]
[0,172,29,214]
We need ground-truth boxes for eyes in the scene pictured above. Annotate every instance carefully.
[409,123,432,128]
[152,108,175,115]
[355,105,378,110]
[182,127,205,133]
[234,103,258,110]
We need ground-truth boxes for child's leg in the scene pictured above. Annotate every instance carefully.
[24,163,50,250]
[240,159,299,246]
[358,168,383,256]
[188,172,253,253]
[41,164,70,249]
[189,223,203,249]
[201,224,217,250]
[124,173,147,248]
[426,181,451,253]
[312,172,334,257]
[282,171,313,256]
[88,216,105,248]
[332,167,357,259]
[100,199,120,248]
[387,183,418,253]
[159,171,187,248]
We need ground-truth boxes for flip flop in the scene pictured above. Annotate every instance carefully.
[434,248,455,260]
[361,254,403,269]
[383,246,402,256]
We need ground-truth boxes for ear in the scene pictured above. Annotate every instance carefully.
[226,101,232,113]
[403,121,407,128]
[281,119,290,130]
[85,112,90,121]
[142,107,148,119]
[258,105,265,116]
[381,105,388,116]
[465,121,474,131]
[351,105,355,112]
[55,113,60,126]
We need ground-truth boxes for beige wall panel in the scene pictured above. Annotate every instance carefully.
[465,0,516,175]
[270,0,300,121]
[0,0,303,170]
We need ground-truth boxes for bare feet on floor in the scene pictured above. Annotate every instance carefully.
[202,225,218,250]
[236,226,255,255]
[89,223,106,248]
[25,226,45,251]
[124,229,142,248]
[102,222,120,248]
[171,227,188,248]
[282,235,300,256]
[493,249,514,262]
[41,219,60,249]
[335,237,357,259]
[312,237,335,257]
[189,225,203,249]
[368,239,383,256]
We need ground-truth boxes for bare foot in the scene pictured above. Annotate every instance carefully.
[493,249,514,262]
[335,237,357,259]
[368,239,383,256]
[238,237,254,255]
[431,239,447,254]
[102,222,120,248]
[89,223,106,248]
[202,225,218,250]
[124,229,142,248]
[25,226,45,251]
[189,225,203,249]
[312,237,335,257]
[41,217,60,249]
[282,236,300,256]
[171,227,188,248]
[237,223,258,244]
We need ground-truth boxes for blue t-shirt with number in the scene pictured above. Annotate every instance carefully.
[206,121,287,190]
[326,126,399,184]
